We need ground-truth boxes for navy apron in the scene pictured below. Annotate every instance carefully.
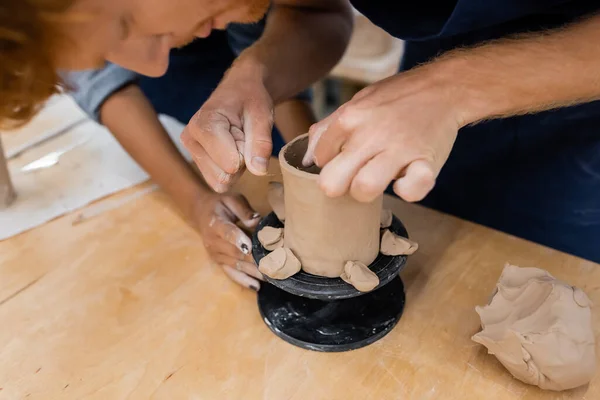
[351,0,600,262]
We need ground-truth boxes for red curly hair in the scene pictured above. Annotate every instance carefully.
[0,0,73,129]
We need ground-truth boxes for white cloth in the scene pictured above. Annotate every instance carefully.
[0,96,187,240]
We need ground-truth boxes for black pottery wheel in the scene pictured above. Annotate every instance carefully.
[251,212,410,352]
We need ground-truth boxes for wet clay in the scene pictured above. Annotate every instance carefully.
[258,226,284,251]
[340,261,380,292]
[380,209,393,229]
[472,264,596,391]
[258,226,282,246]
[267,182,285,222]
[380,230,418,256]
[280,135,382,278]
[258,247,302,280]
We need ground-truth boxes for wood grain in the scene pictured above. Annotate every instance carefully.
[0,159,598,400]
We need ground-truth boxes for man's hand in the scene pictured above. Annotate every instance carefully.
[193,192,264,291]
[305,12,600,203]
[303,68,461,203]
[180,64,274,193]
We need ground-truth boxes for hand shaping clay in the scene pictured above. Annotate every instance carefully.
[267,182,285,222]
[258,226,283,250]
[280,135,382,278]
[380,230,418,256]
[340,261,380,292]
[380,209,393,229]
[472,264,596,391]
[258,247,301,280]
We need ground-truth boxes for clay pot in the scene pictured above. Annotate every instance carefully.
[279,135,382,278]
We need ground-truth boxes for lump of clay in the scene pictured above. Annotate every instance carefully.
[340,261,380,292]
[267,182,285,222]
[380,209,393,229]
[472,264,596,391]
[258,247,301,280]
[257,226,284,251]
[380,230,418,256]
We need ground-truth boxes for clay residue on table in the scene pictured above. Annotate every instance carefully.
[472,264,596,391]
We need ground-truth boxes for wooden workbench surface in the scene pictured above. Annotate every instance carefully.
[0,160,598,400]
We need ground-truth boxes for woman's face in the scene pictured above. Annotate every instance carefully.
[58,0,270,75]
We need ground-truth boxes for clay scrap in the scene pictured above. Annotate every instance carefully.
[257,226,284,251]
[380,230,418,256]
[258,247,301,280]
[380,209,393,229]
[340,261,380,292]
[267,182,285,222]
[472,264,596,391]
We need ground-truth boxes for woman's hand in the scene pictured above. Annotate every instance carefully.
[193,192,264,291]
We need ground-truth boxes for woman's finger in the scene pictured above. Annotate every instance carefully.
[222,265,261,291]
[212,248,263,281]
[222,194,261,228]
[209,215,253,255]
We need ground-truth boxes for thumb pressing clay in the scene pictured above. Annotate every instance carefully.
[258,247,301,280]
[380,230,418,256]
[472,264,596,391]
[267,182,285,222]
[340,261,380,292]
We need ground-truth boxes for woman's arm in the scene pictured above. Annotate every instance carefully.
[99,84,264,290]
[100,84,208,219]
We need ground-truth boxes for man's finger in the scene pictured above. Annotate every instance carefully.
[317,145,375,198]
[392,159,437,203]
[210,216,253,256]
[222,195,261,228]
[302,111,338,167]
[187,109,241,174]
[311,113,357,168]
[243,99,273,176]
[222,265,261,291]
[350,152,405,203]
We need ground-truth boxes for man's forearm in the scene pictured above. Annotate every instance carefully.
[100,85,211,218]
[233,0,353,104]
[426,13,600,126]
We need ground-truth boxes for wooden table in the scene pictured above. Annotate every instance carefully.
[0,160,598,400]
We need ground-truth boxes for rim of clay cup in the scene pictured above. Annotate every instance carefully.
[279,133,320,181]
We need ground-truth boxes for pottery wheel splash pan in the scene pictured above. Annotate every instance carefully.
[252,212,409,301]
